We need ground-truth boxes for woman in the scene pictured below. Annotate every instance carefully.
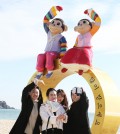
[64,87,91,134]
[57,89,68,111]
[40,88,67,134]
[57,89,69,134]
[9,81,43,134]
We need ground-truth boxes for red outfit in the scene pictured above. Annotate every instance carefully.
[61,47,92,66]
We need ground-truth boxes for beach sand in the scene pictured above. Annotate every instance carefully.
[0,120,15,134]
[0,115,120,134]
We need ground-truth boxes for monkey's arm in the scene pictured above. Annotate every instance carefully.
[59,36,67,58]
[84,9,101,36]
[43,6,63,33]
[73,37,78,47]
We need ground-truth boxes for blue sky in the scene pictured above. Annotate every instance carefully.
[0,0,120,112]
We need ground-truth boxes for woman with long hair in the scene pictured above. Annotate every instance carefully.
[57,89,69,134]
[57,89,68,111]
[9,82,43,134]
[64,87,91,134]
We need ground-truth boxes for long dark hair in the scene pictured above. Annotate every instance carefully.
[57,89,68,110]
[77,91,89,112]
[36,85,43,107]
[71,87,89,111]
[29,84,43,104]
[21,82,43,110]
[80,91,89,107]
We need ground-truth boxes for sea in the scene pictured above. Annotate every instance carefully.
[0,109,94,127]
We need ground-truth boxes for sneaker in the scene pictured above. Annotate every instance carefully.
[36,74,43,79]
[46,72,53,78]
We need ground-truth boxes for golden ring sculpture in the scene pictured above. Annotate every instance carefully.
[29,60,120,134]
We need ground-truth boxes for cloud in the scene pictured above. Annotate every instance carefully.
[63,1,120,54]
[93,4,120,53]
[0,0,120,61]
[0,0,55,61]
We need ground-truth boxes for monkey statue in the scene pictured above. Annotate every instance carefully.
[61,8,101,75]
[36,6,68,79]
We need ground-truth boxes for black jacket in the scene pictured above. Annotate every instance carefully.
[9,82,43,134]
[63,92,91,134]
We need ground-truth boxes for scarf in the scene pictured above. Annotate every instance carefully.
[46,100,60,112]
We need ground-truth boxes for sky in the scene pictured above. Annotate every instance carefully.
[0,0,120,113]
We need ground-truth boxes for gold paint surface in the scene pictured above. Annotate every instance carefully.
[29,65,120,134]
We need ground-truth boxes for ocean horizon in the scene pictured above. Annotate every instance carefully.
[0,109,94,127]
[0,109,20,120]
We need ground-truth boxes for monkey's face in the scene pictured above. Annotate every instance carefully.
[74,19,91,34]
[49,19,63,34]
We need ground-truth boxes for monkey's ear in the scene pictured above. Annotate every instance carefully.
[64,25,68,31]
[74,26,78,32]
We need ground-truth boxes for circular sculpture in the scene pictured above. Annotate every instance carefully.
[29,65,105,134]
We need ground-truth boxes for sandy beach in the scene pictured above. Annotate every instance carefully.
[0,120,15,134]
[0,115,120,134]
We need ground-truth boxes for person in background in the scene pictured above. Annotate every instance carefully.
[57,89,69,134]
[64,87,91,134]
[9,81,43,134]
[40,88,67,134]
[57,89,69,111]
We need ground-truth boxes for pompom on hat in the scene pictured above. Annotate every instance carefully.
[71,87,83,95]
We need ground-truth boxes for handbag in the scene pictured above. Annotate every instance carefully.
[42,112,56,134]
[44,116,50,134]
[42,116,55,134]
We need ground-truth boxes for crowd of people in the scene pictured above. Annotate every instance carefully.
[9,81,91,134]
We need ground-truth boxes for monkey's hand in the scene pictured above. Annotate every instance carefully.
[84,8,93,16]
[44,6,63,24]
[34,78,45,86]
[84,8,98,21]
[56,6,63,11]
[84,8,101,36]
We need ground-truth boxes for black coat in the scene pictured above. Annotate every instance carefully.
[63,92,91,134]
[9,82,43,134]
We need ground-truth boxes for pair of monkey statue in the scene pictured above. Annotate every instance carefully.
[35,6,101,79]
